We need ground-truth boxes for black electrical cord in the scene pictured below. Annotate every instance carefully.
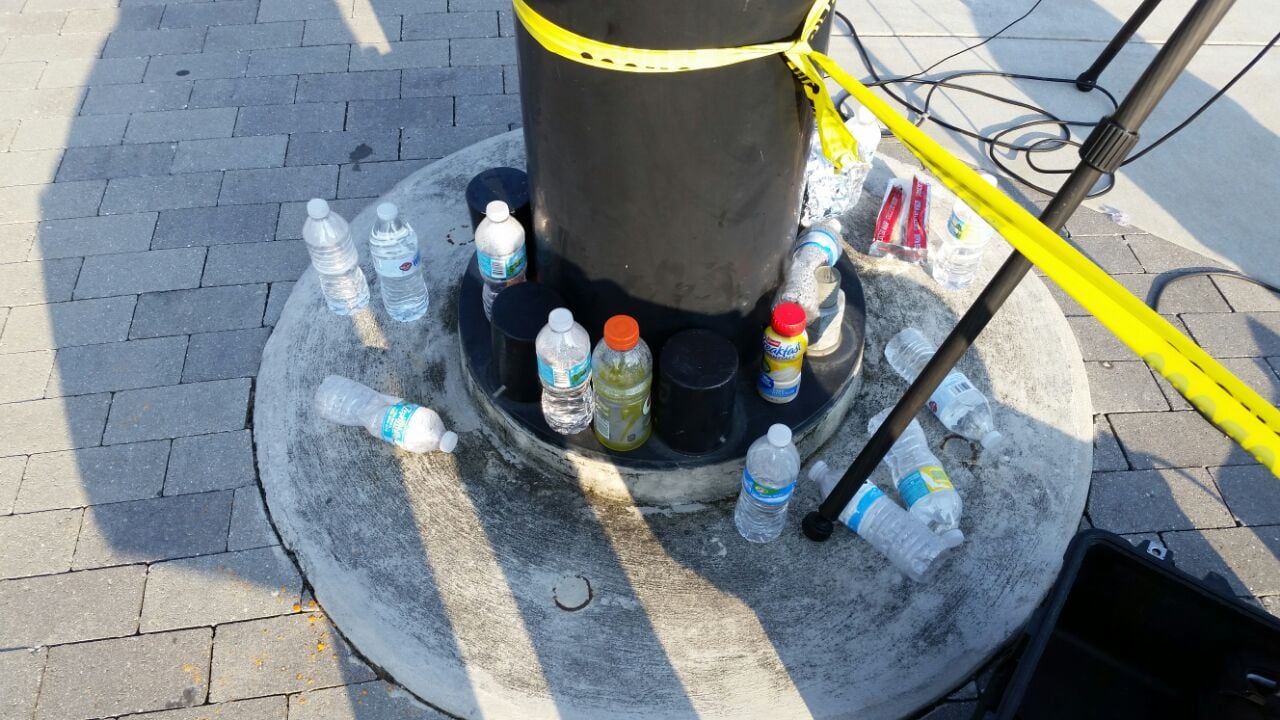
[1148,269,1280,311]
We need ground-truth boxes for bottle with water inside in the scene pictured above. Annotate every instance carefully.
[884,327,1003,449]
[931,172,1000,290]
[810,460,951,581]
[734,424,801,543]
[536,308,594,435]
[314,375,458,453]
[369,202,428,322]
[474,200,528,320]
[868,408,964,547]
[303,199,369,315]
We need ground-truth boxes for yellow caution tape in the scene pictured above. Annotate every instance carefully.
[513,0,1280,475]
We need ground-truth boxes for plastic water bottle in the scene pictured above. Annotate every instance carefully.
[734,424,801,543]
[800,104,882,226]
[931,172,1000,290]
[775,219,842,323]
[314,375,457,453]
[868,408,964,547]
[303,199,369,315]
[369,202,428,322]
[591,315,652,451]
[883,327,1003,449]
[536,308,594,435]
[810,461,950,581]
[474,200,528,320]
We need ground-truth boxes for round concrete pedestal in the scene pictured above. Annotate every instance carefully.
[255,131,1092,720]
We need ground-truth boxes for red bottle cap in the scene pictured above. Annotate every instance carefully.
[771,303,807,337]
[604,314,640,351]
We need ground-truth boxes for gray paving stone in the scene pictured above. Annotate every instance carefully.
[350,39,447,71]
[263,281,294,326]
[275,197,364,239]
[0,87,83,119]
[154,204,280,248]
[1212,275,1280,313]
[448,0,507,11]
[9,114,128,151]
[303,14,400,46]
[1088,467,1233,535]
[0,350,53,403]
[0,11,67,37]
[161,0,258,28]
[206,21,304,52]
[38,628,212,720]
[1157,356,1280,412]
[0,223,33,264]
[1163,526,1280,597]
[400,123,506,159]
[75,490,234,569]
[101,172,223,214]
[403,11,496,40]
[0,180,105,224]
[0,508,82,580]
[202,241,308,286]
[0,257,79,306]
[1063,205,1132,238]
[1270,356,1280,381]
[57,143,176,182]
[1213,464,1280,527]
[102,27,206,57]
[120,697,286,720]
[81,81,193,115]
[346,97,452,131]
[400,64,500,97]
[1064,237,1149,274]
[234,102,345,136]
[34,213,157,260]
[0,296,135,353]
[39,57,149,88]
[337,159,429,198]
[1128,234,1229,274]
[47,336,187,396]
[290,681,450,720]
[130,284,267,338]
[1,33,104,62]
[0,648,45,720]
[285,130,399,167]
[1182,312,1280,358]
[0,565,145,648]
[449,36,514,66]
[257,0,352,22]
[209,614,375,702]
[1115,271,1232,314]
[1084,361,1168,414]
[1109,410,1255,470]
[74,247,206,299]
[141,546,301,632]
[246,45,349,77]
[0,119,15,153]
[104,379,251,444]
[190,75,299,109]
[0,63,49,94]
[0,394,109,456]
[227,485,276,551]
[358,0,443,12]
[173,135,289,173]
[0,149,61,187]
[145,51,251,83]
[166,429,255,494]
[16,440,169,513]
[181,327,271,383]
[295,69,399,102]
[63,5,163,32]
[220,166,338,205]
[0,456,22,515]
[1067,314,1186,362]
[126,108,239,143]
[500,13,514,38]
[456,93,520,126]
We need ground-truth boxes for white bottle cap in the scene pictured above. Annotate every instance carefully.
[438,431,459,454]
[979,172,999,187]
[307,198,330,220]
[376,202,399,221]
[767,424,792,448]
[940,528,965,548]
[548,307,574,333]
[980,430,1004,450]
[486,201,511,223]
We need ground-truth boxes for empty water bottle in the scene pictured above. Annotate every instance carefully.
[536,308,593,435]
[303,199,369,315]
[474,200,528,320]
[868,408,964,547]
[314,375,457,453]
[369,202,428,322]
[810,460,950,581]
[800,103,882,227]
[734,424,801,543]
[931,172,1001,290]
[884,327,1003,449]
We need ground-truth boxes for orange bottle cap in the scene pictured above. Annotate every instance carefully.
[604,315,640,351]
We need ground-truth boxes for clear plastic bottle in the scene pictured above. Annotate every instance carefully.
[883,327,1003,449]
[303,198,369,315]
[774,219,842,323]
[591,315,652,451]
[314,375,458,453]
[810,460,950,581]
[369,202,428,322]
[931,172,1000,290]
[800,103,882,227]
[734,424,801,543]
[536,308,594,435]
[474,200,528,320]
[868,408,964,547]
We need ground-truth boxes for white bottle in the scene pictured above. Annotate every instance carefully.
[868,408,964,547]
[474,200,528,320]
[883,327,1003,449]
[314,375,458,453]
[734,424,801,543]
[775,219,842,323]
[303,199,370,315]
[931,172,1000,290]
[800,103,882,227]
[810,461,950,581]
[536,308,594,435]
[369,202,428,322]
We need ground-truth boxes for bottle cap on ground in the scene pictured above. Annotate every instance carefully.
[439,431,459,454]
[980,430,1004,450]
[376,202,399,221]
[307,198,330,220]
[486,200,511,223]
[767,424,792,448]
[771,303,807,337]
[604,315,640,351]
[548,307,574,333]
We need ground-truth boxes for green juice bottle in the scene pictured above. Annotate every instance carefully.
[591,315,653,451]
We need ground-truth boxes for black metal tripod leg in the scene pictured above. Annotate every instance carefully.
[1077,0,1164,91]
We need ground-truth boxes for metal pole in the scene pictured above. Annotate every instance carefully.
[803,0,1236,542]
[1076,0,1164,91]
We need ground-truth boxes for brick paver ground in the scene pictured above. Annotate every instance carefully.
[0,2,1276,720]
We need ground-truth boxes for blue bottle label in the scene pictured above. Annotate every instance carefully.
[477,246,526,281]
[845,484,886,533]
[380,402,420,446]
[795,228,839,265]
[897,465,953,507]
[538,356,591,390]
[742,468,795,505]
